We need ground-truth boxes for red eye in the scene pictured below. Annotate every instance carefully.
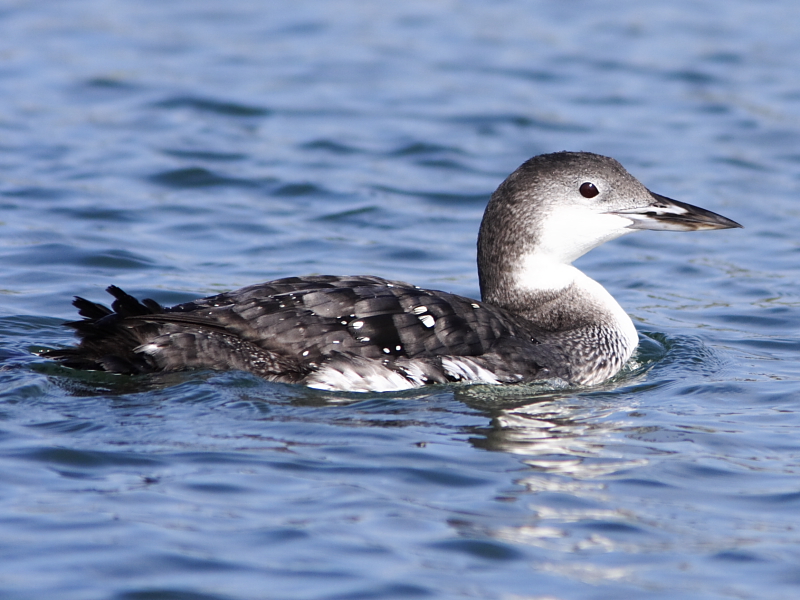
[579,182,599,198]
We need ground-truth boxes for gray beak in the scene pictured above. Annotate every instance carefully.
[611,192,743,231]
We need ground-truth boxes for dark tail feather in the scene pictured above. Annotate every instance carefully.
[73,296,113,320]
[42,286,166,374]
[107,285,162,318]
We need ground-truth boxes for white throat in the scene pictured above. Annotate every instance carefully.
[535,207,635,265]
[515,254,582,293]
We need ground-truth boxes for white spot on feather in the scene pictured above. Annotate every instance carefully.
[412,306,427,315]
[419,314,435,328]
[137,343,160,356]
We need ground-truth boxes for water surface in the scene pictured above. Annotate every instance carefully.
[2,1,800,599]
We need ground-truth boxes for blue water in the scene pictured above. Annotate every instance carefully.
[1,1,800,598]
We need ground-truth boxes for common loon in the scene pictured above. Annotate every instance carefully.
[45,152,741,392]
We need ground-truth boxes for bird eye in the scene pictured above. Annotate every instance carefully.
[579,182,599,198]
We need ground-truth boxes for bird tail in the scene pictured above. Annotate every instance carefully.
[42,286,165,374]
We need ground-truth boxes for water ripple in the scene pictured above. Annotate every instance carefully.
[148,167,260,188]
[152,96,271,117]
[1,1,799,599]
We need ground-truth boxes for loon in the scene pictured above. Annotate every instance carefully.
[44,152,741,392]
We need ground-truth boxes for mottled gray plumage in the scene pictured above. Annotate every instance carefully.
[45,152,741,391]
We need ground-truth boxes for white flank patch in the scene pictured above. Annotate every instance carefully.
[441,357,500,384]
[400,362,429,386]
[306,361,421,392]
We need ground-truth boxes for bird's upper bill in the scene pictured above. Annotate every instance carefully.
[610,192,743,231]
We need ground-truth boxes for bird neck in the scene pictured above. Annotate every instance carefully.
[480,251,637,340]
[479,253,640,385]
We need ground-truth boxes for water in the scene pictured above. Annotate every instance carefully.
[1,1,800,598]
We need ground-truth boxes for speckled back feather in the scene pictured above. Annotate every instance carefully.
[45,276,550,390]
